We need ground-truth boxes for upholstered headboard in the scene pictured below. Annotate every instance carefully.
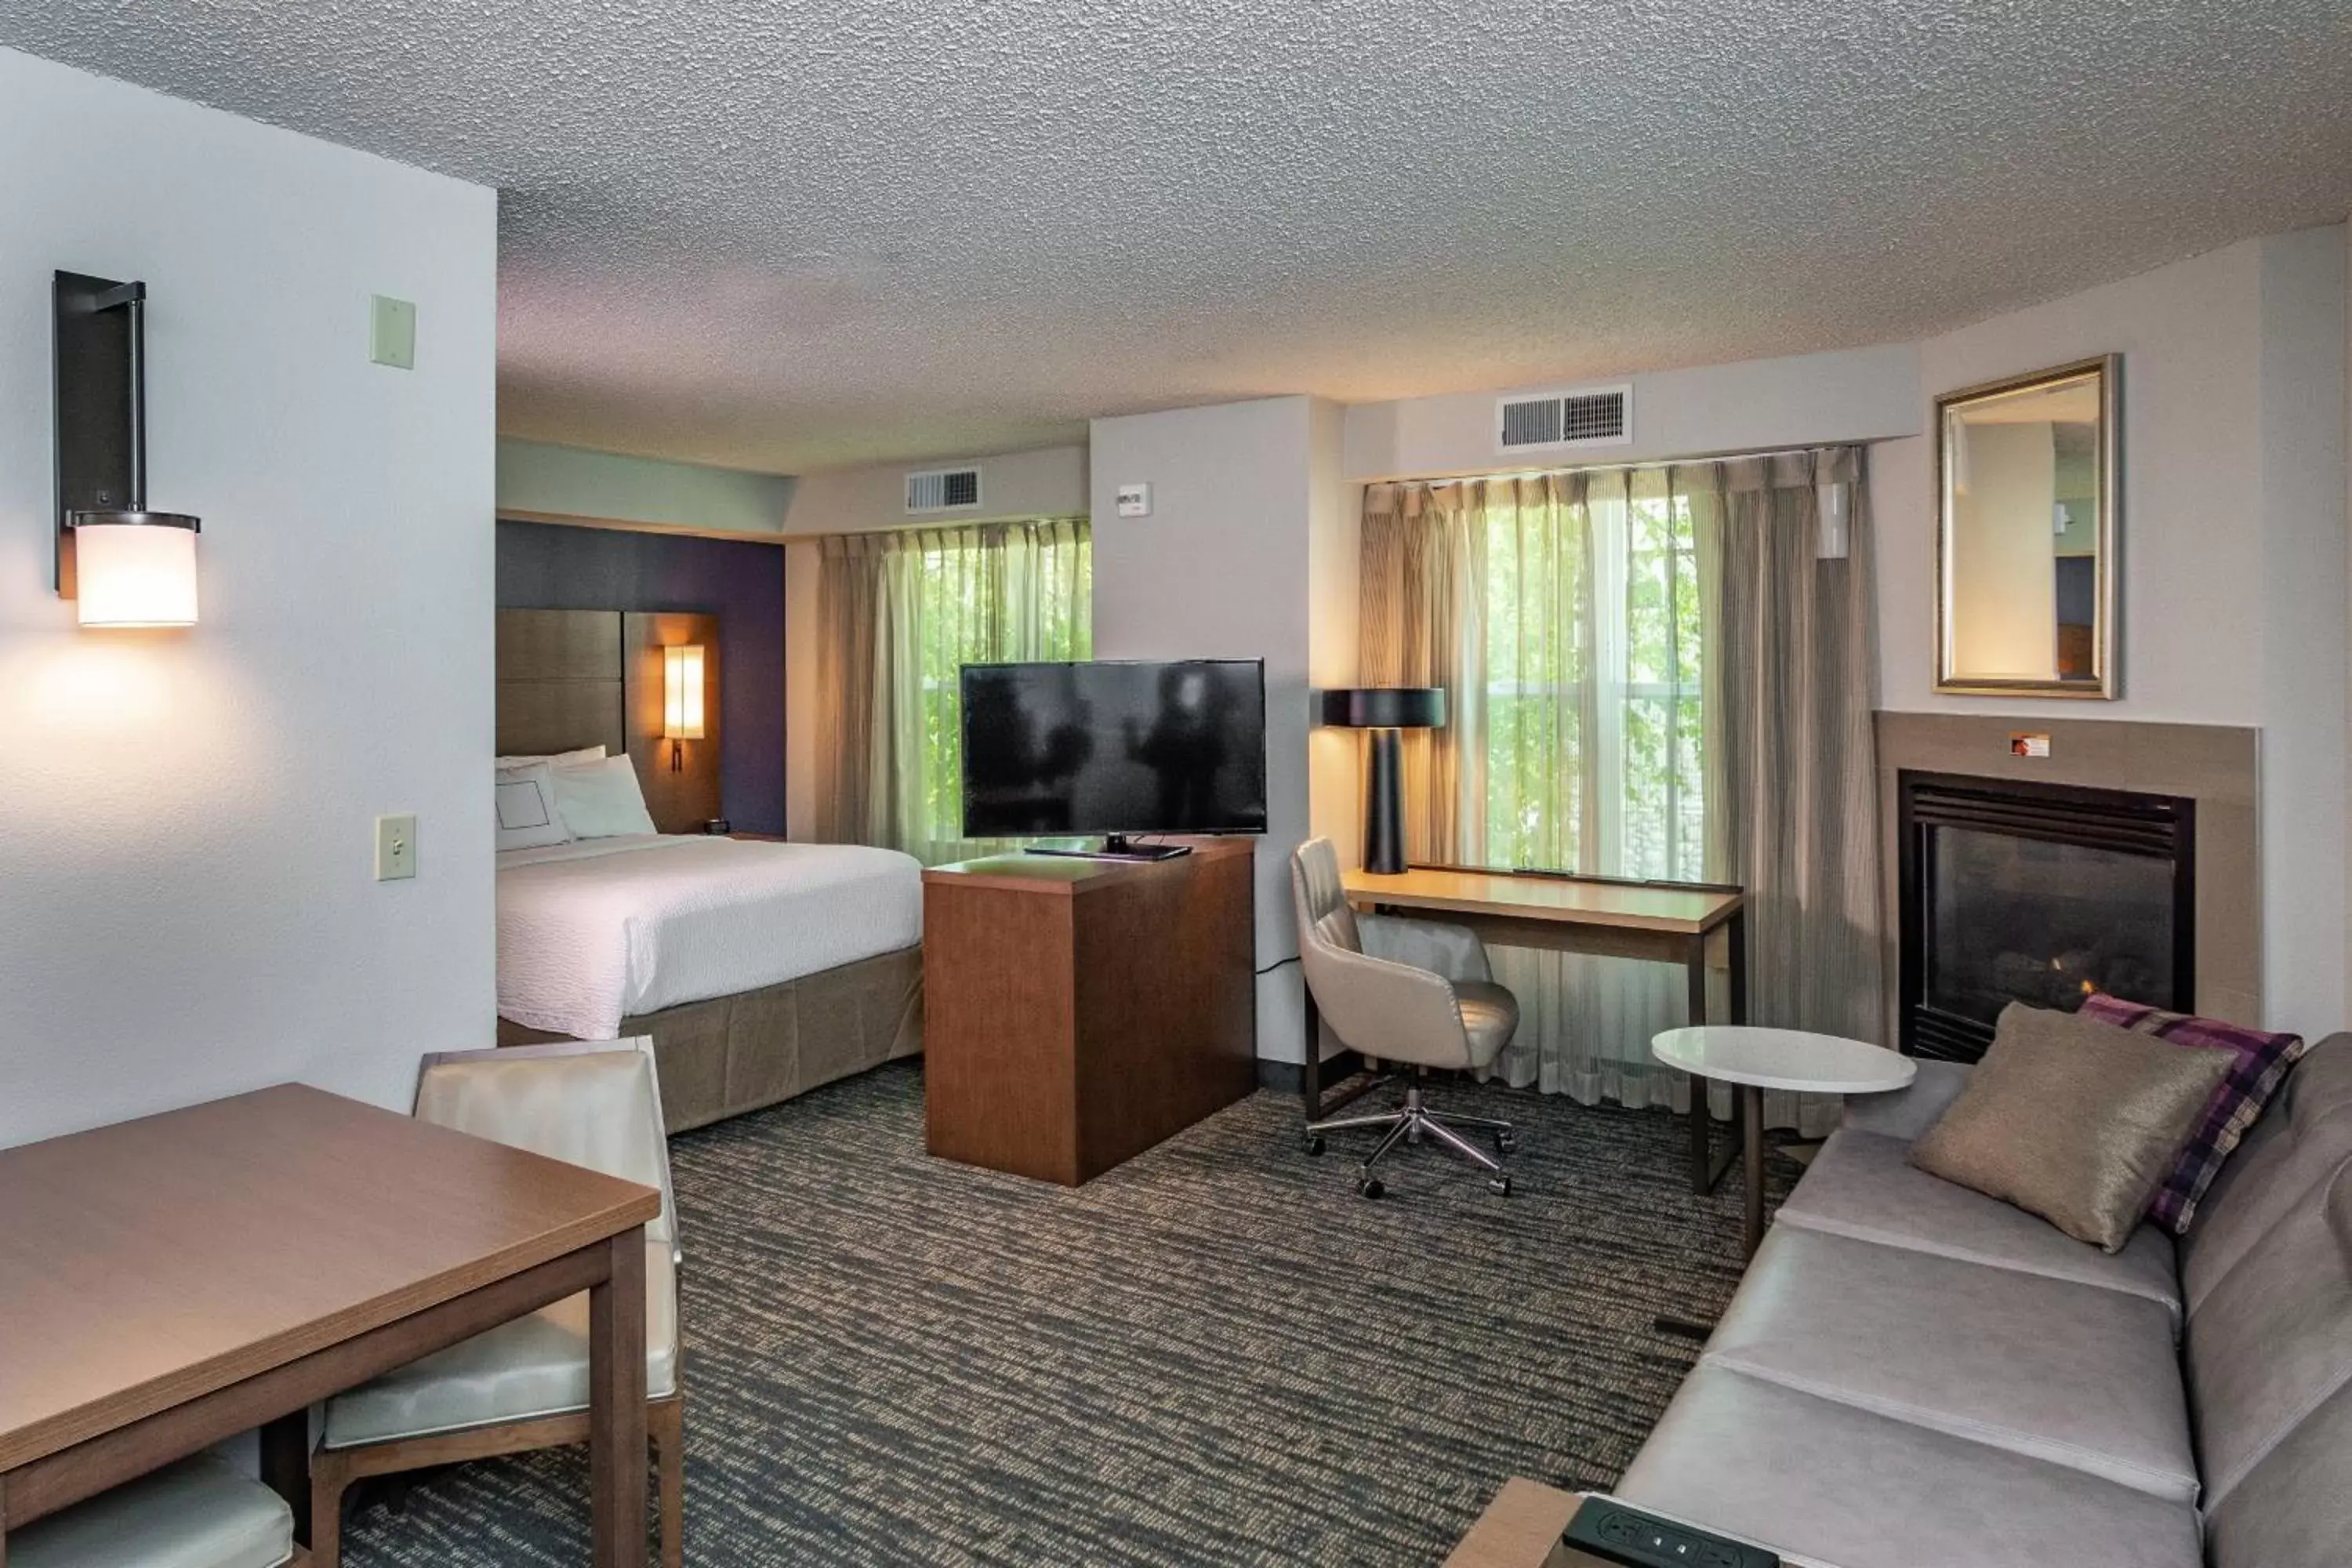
[495,608,721,833]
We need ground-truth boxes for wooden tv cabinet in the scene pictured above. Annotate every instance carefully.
[921,837,1258,1185]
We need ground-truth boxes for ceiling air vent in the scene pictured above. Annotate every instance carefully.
[1496,384,1633,454]
[906,466,982,514]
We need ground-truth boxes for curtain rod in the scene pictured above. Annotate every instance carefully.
[1367,441,1861,488]
[809,512,1090,546]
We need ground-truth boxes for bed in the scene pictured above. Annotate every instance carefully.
[492,607,926,1131]
[495,833,925,1133]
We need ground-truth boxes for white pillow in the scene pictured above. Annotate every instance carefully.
[553,755,659,839]
[494,762,573,851]
[494,744,607,771]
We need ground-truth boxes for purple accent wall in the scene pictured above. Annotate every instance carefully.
[496,520,787,835]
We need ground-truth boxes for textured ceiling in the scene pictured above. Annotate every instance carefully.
[7,2,2350,473]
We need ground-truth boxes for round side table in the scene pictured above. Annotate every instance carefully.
[1650,1025,1916,1255]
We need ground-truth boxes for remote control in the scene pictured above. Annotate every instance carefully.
[1563,1497,1780,1568]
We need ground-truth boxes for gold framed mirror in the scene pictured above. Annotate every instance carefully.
[1935,355,2119,698]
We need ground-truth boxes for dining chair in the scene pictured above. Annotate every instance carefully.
[307,1039,684,1568]
[8,1451,303,1567]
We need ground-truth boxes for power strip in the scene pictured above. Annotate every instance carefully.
[1563,1498,1780,1568]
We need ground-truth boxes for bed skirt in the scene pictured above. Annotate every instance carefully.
[498,944,924,1133]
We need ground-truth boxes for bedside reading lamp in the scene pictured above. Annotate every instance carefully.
[1319,687,1446,875]
[662,644,706,771]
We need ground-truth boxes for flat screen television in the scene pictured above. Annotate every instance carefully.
[960,659,1268,848]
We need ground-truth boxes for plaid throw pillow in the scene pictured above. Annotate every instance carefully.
[2076,993,2307,1234]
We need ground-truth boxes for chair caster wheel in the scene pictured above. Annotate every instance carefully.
[1488,1175,1512,1196]
[1357,1174,1385,1200]
[1494,1130,1519,1154]
[1303,1134,1327,1156]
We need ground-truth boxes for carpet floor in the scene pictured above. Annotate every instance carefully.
[340,1064,1792,1566]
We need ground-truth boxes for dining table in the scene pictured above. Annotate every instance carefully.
[0,1082,661,1566]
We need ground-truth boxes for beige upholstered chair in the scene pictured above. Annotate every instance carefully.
[1291,837,1523,1196]
[9,1453,302,1568]
[309,1040,683,1568]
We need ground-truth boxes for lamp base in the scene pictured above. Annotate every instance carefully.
[1361,727,1406,875]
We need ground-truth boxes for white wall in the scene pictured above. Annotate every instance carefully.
[2257,227,2350,1036]
[1091,397,1348,1062]
[781,444,1087,536]
[1306,397,1362,869]
[782,443,1090,840]
[1342,343,1923,481]
[0,48,499,1148]
[1874,227,2349,1036]
[495,437,793,535]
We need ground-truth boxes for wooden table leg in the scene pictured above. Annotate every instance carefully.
[259,1409,311,1545]
[589,1231,648,1568]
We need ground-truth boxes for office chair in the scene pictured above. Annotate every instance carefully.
[1290,837,1522,1197]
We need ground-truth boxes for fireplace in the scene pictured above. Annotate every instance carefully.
[1896,771,2195,1062]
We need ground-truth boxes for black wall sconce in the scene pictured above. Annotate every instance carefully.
[54,270,201,627]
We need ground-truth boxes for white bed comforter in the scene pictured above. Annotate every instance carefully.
[496,834,923,1040]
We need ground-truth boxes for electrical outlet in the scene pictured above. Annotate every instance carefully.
[370,296,416,369]
[375,814,417,880]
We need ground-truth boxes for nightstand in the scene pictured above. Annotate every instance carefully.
[726,831,788,842]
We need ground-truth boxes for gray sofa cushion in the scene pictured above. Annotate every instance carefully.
[1773,1128,2181,1318]
[2183,1160,2352,1508]
[2202,1370,2352,1568]
[1614,1364,2203,1568]
[1699,1226,2198,1501]
[1838,1056,1972,1142]
[2177,1031,2352,1316]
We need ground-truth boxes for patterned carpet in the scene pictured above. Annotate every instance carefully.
[341,1063,1790,1566]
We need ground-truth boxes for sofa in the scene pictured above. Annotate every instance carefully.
[1613,1033,2352,1568]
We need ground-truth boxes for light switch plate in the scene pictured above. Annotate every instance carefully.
[1116,482,1152,518]
[370,296,416,369]
[375,813,417,880]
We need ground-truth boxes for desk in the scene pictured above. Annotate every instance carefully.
[924,839,1258,1184]
[0,1083,660,1568]
[1330,866,1748,1194]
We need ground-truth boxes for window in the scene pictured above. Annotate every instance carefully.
[1482,479,1705,882]
[906,519,1091,856]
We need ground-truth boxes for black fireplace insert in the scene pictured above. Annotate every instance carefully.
[1896,771,2194,1062]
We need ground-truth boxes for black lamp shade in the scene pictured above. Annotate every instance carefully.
[1319,687,1446,730]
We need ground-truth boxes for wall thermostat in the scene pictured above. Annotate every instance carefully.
[1116,483,1152,518]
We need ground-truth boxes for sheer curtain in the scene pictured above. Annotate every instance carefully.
[1359,452,1878,1134]
[815,517,1091,862]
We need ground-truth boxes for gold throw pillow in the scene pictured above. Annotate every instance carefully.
[1909,1002,2235,1252]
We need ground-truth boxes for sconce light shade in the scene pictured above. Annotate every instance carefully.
[663,644,706,740]
[68,510,201,627]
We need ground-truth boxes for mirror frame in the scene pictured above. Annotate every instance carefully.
[1934,354,2122,699]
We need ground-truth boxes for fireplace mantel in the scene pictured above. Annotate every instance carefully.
[1873,712,2259,1043]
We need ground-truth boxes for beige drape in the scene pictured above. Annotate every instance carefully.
[816,532,890,846]
[1690,448,1882,1048]
[814,518,1091,862]
[1362,480,1487,866]
[1358,450,1879,1133]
